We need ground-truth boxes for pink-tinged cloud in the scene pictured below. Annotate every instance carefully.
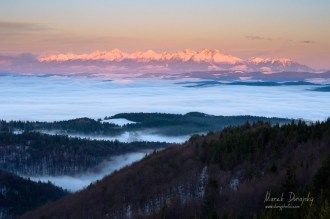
[260,67,273,74]
[0,59,10,66]
[230,65,249,72]
[207,65,222,71]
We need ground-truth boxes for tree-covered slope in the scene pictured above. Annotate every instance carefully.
[107,112,291,135]
[21,119,330,219]
[0,169,68,219]
[0,132,168,176]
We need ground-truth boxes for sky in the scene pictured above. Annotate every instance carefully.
[0,0,330,69]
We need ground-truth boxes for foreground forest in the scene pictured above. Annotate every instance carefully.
[20,119,330,219]
[0,170,68,218]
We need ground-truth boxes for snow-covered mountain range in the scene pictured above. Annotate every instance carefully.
[1,49,328,82]
[38,49,312,73]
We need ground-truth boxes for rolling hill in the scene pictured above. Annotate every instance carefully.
[20,119,330,219]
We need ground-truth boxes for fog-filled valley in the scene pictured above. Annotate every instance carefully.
[27,150,152,192]
[40,130,192,144]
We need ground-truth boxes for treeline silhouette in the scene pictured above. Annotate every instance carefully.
[0,117,122,135]
[20,119,330,219]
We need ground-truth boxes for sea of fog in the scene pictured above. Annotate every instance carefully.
[26,150,151,192]
[0,75,329,121]
[2,75,329,192]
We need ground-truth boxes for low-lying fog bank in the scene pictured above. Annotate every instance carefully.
[26,150,152,192]
[103,118,136,126]
[39,130,192,144]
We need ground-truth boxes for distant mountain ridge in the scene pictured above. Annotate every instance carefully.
[1,49,327,79]
[38,49,244,64]
[38,49,312,74]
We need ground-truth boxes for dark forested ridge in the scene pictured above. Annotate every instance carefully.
[21,119,330,219]
[1,113,291,137]
[0,117,122,136]
[176,80,317,88]
[311,85,330,92]
[106,112,291,135]
[0,132,168,176]
[0,169,68,218]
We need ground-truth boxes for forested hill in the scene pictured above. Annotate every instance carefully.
[21,119,330,219]
[0,132,168,176]
[0,169,68,218]
[0,117,122,136]
[1,113,291,137]
[108,112,292,135]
